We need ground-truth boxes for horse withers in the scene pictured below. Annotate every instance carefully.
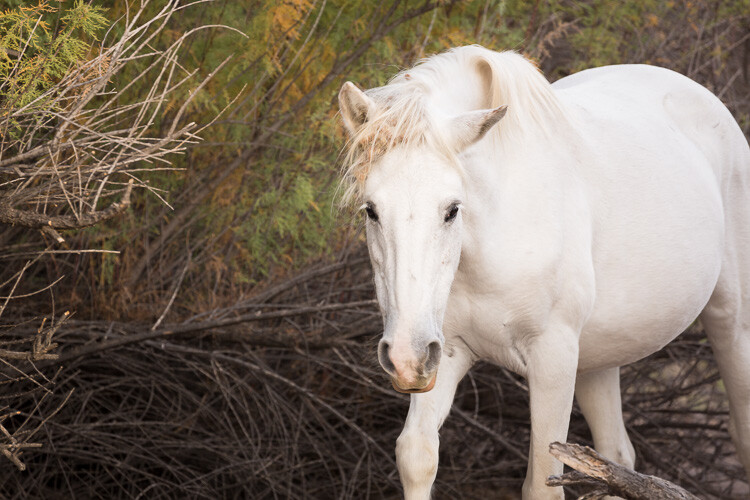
[338,45,750,499]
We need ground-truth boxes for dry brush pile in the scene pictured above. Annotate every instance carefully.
[0,247,747,499]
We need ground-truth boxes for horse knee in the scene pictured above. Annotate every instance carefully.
[396,430,439,497]
[728,409,750,474]
[625,438,636,469]
[599,434,636,470]
[522,481,564,500]
[610,431,636,469]
[614,438,636,470]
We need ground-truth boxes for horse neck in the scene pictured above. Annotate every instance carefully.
[456,127,576,282]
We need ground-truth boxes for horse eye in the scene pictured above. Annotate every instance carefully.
[365,203,379,222]
[445,204,459,223]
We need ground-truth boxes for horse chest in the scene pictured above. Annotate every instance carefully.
[444,271,563,375]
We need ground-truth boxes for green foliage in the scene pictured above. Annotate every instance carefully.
[0,0,107,110]
[224,0,745,289]
[41,0,748,314]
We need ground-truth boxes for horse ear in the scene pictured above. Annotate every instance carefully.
[450,105,507,151]
[339,81,377,135]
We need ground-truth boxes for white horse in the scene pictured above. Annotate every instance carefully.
[338,45,750,499]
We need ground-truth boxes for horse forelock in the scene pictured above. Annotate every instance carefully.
[339,45,564,206]
[341,85,440,205]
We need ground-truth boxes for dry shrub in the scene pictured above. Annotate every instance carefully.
[0,249,746,499]
[0,0,237,473]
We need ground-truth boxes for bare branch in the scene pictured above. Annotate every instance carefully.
[547,442,701,500]
[0,180,133,230]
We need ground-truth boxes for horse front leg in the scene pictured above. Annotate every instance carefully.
[396,345,473,500]
[522,328,579,500]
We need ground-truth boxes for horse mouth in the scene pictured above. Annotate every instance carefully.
[391,372,437,394]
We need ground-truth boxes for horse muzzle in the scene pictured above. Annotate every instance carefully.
[378,337,442,393]
[390,372,438,393]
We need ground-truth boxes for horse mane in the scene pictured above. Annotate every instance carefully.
[340,45,565,205]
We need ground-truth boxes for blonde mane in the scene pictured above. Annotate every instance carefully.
[340,45,565,205]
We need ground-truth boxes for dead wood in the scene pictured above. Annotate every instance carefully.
[0,180,133,231]
[547,442,701,500]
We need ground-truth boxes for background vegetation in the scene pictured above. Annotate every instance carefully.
[0,0,748,498]
[3,0,748,320]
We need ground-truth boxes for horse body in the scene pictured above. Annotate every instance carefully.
[338,46,750,499]
[559,65,729,370]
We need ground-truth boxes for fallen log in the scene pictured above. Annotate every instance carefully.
[546,442,700,500]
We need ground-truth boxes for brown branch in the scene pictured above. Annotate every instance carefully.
[18,299,377,373]
[0,180,133,230]
[547,442,701,500]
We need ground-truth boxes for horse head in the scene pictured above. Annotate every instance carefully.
[339,82,506,392]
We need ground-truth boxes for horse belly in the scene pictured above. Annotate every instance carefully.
[572,88,725,372]
[579,189,723,372]
[579,265,719,373]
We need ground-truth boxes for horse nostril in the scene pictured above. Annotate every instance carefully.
[425,341,442,373]
[378,339,397,376]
